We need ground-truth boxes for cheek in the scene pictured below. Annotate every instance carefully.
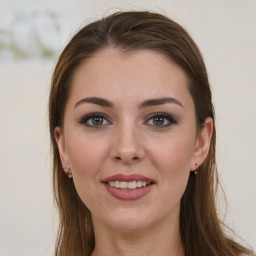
[67,132,108,174]
[65,133,109,202]
[151,135,194,173]
[149,135,195,200]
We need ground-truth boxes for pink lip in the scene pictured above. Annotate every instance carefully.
[103,174,154,183]
[103,174,155,201]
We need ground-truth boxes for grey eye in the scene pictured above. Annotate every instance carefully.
[91,117,104,126]
[146,113,176,128]
[79,113,111,127]
[152,117,166,126]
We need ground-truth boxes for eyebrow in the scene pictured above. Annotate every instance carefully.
[74,97,114,109]
[138,97,183,109]
[74,96,183,109]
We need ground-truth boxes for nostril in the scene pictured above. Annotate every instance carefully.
[114,155,140,162]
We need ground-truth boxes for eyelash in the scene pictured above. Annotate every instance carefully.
[79,113,111,128]
[79,112,176,128]
[145,112,176,128]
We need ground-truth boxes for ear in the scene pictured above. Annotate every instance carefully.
[190,117,213,171]
[54,126,71,177]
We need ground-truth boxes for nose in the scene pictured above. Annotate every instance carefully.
[110,123,145,164]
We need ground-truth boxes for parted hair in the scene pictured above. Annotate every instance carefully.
[49,11,253,256]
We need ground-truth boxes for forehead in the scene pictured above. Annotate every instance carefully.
[68,48,193,107]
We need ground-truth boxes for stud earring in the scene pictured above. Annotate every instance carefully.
[65,166,72,177]
[194,163,199,175]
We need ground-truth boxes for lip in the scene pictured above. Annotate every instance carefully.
[103,174,154,183]
[102,174,155,201]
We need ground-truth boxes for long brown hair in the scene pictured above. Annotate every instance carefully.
[49,11,253,256]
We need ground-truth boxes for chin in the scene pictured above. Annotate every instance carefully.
[98,207,158,232]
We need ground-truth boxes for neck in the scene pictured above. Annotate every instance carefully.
[91,213,184,256]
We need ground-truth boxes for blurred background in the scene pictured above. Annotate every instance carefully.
[0,0,255,255]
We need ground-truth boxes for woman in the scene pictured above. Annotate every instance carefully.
[49,11,253,256]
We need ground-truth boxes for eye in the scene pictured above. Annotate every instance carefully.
[145,113,176,128]
[79,113,111,128]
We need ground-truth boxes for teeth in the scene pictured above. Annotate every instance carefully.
[137,181,142,188]
[108,181,151,189]
[128,181,136,189]
[120,181,127,189]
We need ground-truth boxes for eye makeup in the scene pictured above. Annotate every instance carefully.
[78,112,112,128]
[78,111,177,130]
[145,112,177,128]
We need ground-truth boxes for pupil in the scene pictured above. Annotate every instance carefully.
[153,117,164,125]
[92,117,103,125]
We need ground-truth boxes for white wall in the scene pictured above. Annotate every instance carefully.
[0,0,255,255]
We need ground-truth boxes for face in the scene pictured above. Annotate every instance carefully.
[55,48,212,232]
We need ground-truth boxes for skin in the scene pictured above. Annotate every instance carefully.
[55,48,213,256]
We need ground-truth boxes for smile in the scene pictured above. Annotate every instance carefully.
[107,180,152,190]
[103,174,155,200]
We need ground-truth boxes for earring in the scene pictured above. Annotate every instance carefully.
[194,163,199,175]
[65,166,72,177]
